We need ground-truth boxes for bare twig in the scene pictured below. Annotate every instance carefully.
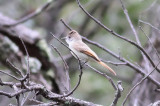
[21,92,30,106]
[29,99,57,106]
[29,99,45,104]
[119,0,151,73]
[102,60,127,66]
[139,20,160,33]
[60,19,160,87]
[3,0,53,27]
[0,81,17,87]
[119,0,139,44]
[60,19,72,31]
[0,79,101,105]
[139,26,160,60]
[19,36,30,83]
[50,32,83,97]
[111,81,123,106]
[0,83,101,106]
[122,61,160,106]
[0,70,20,81]
[60,64,83,97]
[51,44,70,92]
[6,59,24,77]
[86,64,123,105]
[51,45,69,71]
[76,0,160,73]
[86,64,117,90]
[79,1,101,34]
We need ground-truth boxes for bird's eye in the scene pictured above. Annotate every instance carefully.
[69,36,71,39]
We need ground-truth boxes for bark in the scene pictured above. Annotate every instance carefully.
[0,12,70,94]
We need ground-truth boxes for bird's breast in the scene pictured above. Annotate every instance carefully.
[69,45,88,61]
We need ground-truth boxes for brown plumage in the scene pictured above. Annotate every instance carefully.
[65,30,116,76]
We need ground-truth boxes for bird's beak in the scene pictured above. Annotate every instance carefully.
[61,37,67,40]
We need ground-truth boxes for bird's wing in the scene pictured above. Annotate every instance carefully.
[72,41,100,62]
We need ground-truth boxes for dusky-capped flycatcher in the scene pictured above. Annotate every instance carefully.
[63,30,116,76]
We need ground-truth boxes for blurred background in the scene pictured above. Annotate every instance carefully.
[0,0,159,106]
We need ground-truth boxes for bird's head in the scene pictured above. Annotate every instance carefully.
[64,30,82,44]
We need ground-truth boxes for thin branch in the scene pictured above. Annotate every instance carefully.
[0,81,100,106]
[0,89,29,98]
[76,0,160,73]
[119,0,151,73]
[60,19,72,31]
[3,0,53,27]
[60,19,160,87]
[29,99,45,104]
[119,0,140,45]
[111,81,123,106]
[122,61,160,106]
[139,26,160,60]
[0,80,20,88]
[0,70,20,81]
[29,99,57,106]
[86,64,117,90]
[86,64,123,105]
[21,92,30,106]
[59,64,83,97]
[51,44,71,92]
[6,59,24,77]
[102,60,127,66]
[79,1,101,34]
[50,32,83,97]
[18,37,30,84]
[51,45,69,70]
[139,20,160,33]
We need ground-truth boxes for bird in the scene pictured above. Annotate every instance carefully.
[63,30,116,76]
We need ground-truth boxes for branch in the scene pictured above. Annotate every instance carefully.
[19,36,30,83]
[119,0,140,45]
[122,61,160,106]
[139,26,160,60]
[76,0,160,73]
[0,70,20,81]
[86,64,117,90]
[50,33,83,97]
[102,60,127,66]
[79,1,101,35]
[86,64,123,105]
[119,0,151,73]
[6,59,24,77]
[51,44,70,92]
[2,0,53,27]
[0,80,20,88]
[0,81,100,106]
[60,19,72,31]
[60,19,160,87]
[139,20,160,33]
[111,81,123,106]
[21,92,30,106]
[51,45,69,71]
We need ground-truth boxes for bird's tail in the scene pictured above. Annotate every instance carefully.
[98,61,116,76]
